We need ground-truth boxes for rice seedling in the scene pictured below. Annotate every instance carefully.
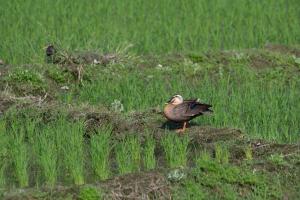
[115,135,141,175]
[36,125,58,187]
[8,122,29,187]
[61,120,85,185]
[90,125,112,180]
[214,144,229,164]
[143,134,156,170]
[161,133,189,168]
[244,145,253,161]
[128,135,141,172]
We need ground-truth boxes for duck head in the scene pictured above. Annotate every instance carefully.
[166,94,183,105]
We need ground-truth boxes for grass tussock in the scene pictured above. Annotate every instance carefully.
[143,134,156,170]
[116,135,141,175]
[90,125,112,180]
[60,120,85,185]
[161,134,189,168]
[8,122,29,187]
[36,125,58,187]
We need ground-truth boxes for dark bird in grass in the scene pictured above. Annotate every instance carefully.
[44,44,56,63]
[45,45,55,56]
[163,95,213,133]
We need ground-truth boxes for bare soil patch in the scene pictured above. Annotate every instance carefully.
[265,43,300,57]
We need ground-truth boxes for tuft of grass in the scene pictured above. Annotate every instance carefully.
[115,135,141,175]
[173,179,207,200]
[5,68,46,92]
[161,134,189,168]
[215,143,229,164]
[196,151,259,186]
[36,125,58,187]
[244,145,253,161]
[78,186,102,200]
[8,122,29,187]
[46,65,72,84]
[143,134,156,170]
[61,120,85,185]
[90,126,112,180]
[268,153,288,166]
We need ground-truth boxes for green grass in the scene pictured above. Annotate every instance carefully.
[8,122,29,188]
[115,135,141,175]
[215,143,230,164]
[36,125,58,187]
[90,126,112,180]
[61,120,85,185]
[244,145,253,162]
[161,134,189,168]
[5,68,47,93]
[143,134,156,170]
[0,0,300,196]
[0,109,299,198]
[1,0,300,64]
[78,186,102,200]
[173,151,284,199]
[77,63,300,143]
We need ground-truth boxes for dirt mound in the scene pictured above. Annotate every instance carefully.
[83,109,243,141]
[265,43,300,57]
[249,54,275,69]
[0,99,13,116]
[100,171,171,199]
[2,171,171,200]
[45,45,120,66]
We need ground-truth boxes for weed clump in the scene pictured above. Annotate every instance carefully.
[78,186,102,200]
[46,66,72,84]
[268,153,288,166]
[5,68,46,94]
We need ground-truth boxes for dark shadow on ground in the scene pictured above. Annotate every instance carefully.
[160,121,198,130]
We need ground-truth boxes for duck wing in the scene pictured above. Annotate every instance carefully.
[174,100,213,119]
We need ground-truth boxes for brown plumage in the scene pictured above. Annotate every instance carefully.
[163,95,212,133]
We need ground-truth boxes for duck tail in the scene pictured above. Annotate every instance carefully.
[200,103,213,114]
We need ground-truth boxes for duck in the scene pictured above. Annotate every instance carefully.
[163,95,212,133]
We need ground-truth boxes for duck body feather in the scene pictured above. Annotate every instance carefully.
[164,99,212,122]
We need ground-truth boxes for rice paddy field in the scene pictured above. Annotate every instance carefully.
[0,0,300,199]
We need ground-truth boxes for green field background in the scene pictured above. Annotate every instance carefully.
[1,0,299,63]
